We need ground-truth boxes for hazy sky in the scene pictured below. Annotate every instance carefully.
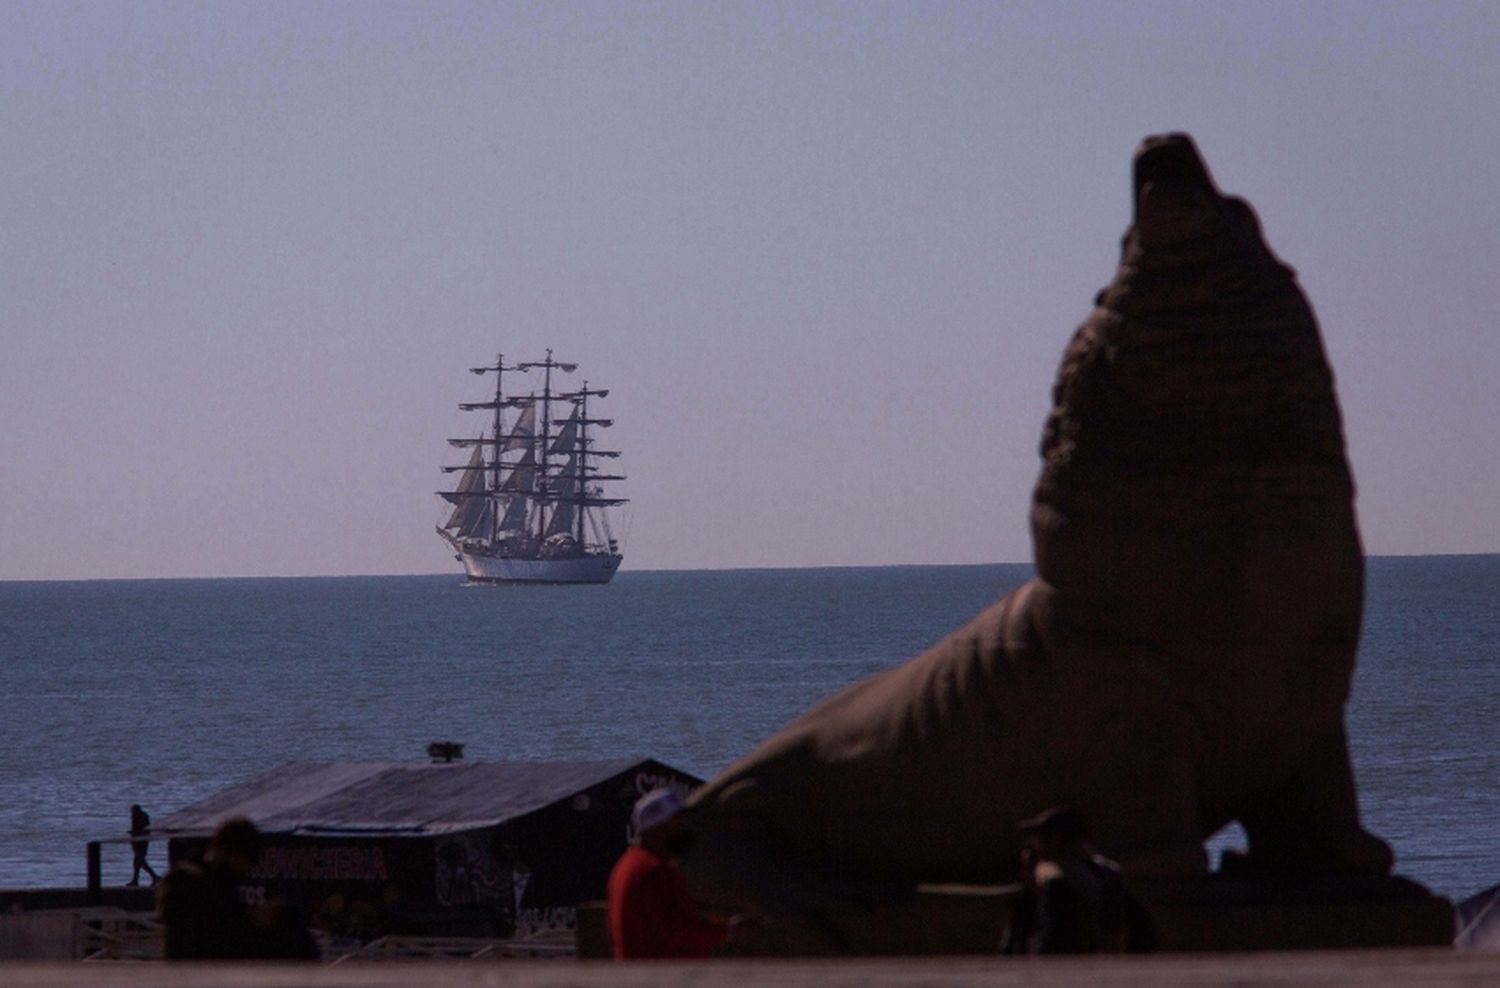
[3,1,1497,580]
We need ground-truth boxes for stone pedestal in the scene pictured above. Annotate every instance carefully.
[1134,875,1454,952]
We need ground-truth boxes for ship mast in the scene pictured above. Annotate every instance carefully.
[457,354,529,543]
[577,385,589,545]
[516,349,577,543]
[555,380,627,549]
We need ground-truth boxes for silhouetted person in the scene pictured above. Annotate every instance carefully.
[127,804,159,886]
[1000,806,1154,955]
[157,817,318,961]
[608,789,751,959]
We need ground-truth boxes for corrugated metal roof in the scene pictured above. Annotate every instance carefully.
[157,758,659,838]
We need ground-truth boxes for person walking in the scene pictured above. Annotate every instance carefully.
[127,804,159,887]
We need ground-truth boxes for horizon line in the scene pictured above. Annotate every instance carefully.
[3,552,1498,585]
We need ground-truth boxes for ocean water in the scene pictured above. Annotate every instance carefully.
[0,559,1495,902]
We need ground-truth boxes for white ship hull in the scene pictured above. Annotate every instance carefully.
[459,551,622,585]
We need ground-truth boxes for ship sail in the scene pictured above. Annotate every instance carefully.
[497,446,536,533]
[549,408,579,455]
[542,407,581,539]
[442,444,491,537]
[498,496,530,535]
[544,453,578,539]
[455,498,494,540]
[504,401,536,452]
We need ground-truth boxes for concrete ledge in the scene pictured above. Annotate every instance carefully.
[583,874,1453,957]
[0,949,1496,987]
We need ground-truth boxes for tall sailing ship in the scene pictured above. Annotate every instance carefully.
[437,350,626,584]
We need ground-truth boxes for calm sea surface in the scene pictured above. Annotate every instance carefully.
[0,559,1496,901]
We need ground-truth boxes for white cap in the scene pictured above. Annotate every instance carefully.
[632,788,685,835]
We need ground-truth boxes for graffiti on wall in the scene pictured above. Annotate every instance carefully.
[433,832,509,909]
[515,905,575,936]
[632,769,693,801]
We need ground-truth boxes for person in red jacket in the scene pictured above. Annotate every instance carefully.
[607,788,739,960]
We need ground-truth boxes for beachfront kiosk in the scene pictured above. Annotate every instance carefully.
[152,756,701,941]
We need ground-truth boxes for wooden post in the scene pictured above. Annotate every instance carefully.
[86,842,102,906]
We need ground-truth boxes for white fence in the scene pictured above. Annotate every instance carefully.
[0,908,575,963]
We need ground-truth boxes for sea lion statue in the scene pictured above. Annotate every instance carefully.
[682,133,1394,952]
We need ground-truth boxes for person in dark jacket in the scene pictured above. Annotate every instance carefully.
[157,817,318,961]
[1000,806,1154,955]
